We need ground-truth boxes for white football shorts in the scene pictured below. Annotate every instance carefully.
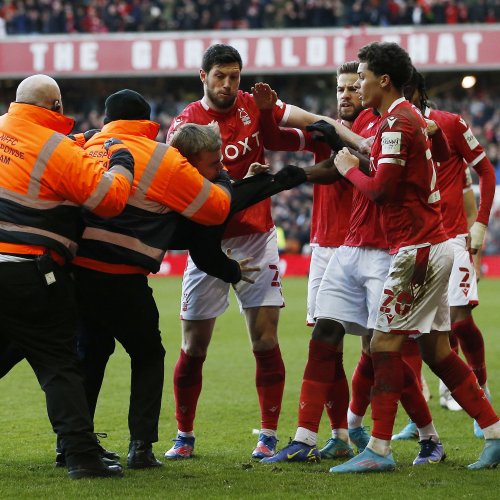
[447,234,479,307]
[315,246,391,336]
[180,228,284,320]
[306,245,336,326]
[375,241,453,336]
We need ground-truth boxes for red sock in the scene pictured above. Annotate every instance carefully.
[401,338,422,390]
[298,339,337,433]
[449,332,459,354]
[325,352,349,429]
[371,352,404,440]
[254,345,285,430]
[431,351,498,428]
[349,351,374,417]
[173,350,206,432]
[400,360,431,428]
[452,317,487,386]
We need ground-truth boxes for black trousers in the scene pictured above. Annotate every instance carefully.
[74,267,165,443]
[0,258,99,465]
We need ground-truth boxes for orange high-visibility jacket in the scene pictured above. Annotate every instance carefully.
[74,119,231,274]
[0,103,133,261]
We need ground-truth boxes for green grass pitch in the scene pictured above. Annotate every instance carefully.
[0,277,498,498]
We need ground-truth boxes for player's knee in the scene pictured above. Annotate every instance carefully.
[311,319,344,344]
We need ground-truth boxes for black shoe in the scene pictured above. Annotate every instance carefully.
[67,458,124,480]
[56,449,121,468]
[127,440,163,469]
[56,432,120,467]
[95,432,120,461]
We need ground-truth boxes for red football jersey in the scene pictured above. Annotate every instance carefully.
[307,123,352,248]
[424,107,493,237]
[343,108,387,248]
[364,98,447,253]
[255,115,352,248]
[167,90,289,238]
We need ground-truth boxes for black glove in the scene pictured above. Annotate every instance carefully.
[107,146,134,177]
[306,120,346,152]
[83,129,101,141]
[103,137,125,151]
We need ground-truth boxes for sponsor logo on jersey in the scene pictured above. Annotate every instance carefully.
[381,131,402,154]
[386,116,397,129]
[223,131,261,160]
[463,127,479,150]
[238,107,252,126]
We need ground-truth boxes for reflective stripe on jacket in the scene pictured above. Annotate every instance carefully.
[0,103,133,261]
[74,120,231,274]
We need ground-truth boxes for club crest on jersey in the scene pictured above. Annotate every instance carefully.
[238,107,252,126]
[381,131,402,154]
[386,116,397,129]
[173,117,184,130]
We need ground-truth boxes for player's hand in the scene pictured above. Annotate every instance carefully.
[425,119,439,136]
[359,136,374,155]
[306,120,345,152]
[244,162,271,178]
[227,249,260,284]
[251,82,277,110]
[470,221,487,254]
[334,147,359,176]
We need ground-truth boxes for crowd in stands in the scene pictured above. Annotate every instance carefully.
[1,0,500,35]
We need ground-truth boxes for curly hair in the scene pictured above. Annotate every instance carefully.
[358,42,413,91]
[403,66,429,112]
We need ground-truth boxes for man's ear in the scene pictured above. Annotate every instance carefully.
[380,74,390,89]
[200,69,207,84]
[52,100,61,111]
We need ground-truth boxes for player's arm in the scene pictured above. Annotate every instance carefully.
[454,116,496,253]
[253,82,368,154]
[285,105,369,153]
[334,147,401,203]
[426,119,451,162]
[252,83,306,151]
[463,182,482,280]
[463,174,478,230]
[259,109,306,151]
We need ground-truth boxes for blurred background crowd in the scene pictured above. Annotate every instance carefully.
[1,0,500,35]
[1,0,499,257]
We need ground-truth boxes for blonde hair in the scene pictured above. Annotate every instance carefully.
[170,122,222,158]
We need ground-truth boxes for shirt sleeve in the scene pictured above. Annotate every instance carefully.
[259,109,305,151]
[454,116,496,225]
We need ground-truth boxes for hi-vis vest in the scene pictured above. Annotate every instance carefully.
[74,120,231,274]
[0,103,133,261]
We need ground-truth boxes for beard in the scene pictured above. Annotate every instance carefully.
[338,105,362,123]
[206,87,237,110]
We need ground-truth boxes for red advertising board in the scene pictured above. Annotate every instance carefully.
[1,25,500,78]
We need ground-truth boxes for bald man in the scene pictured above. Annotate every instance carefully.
[0,74,135,479]
[15,74,64,112]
